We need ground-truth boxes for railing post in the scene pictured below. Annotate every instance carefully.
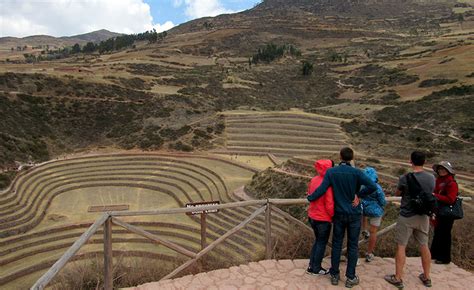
[265,199,272,259]
[104,215,113,290]
[201,213,207,250]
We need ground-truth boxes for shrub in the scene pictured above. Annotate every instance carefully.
[302,61,314,76]
[418,78,457,88]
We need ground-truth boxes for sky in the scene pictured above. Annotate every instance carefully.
[0,0,259,38]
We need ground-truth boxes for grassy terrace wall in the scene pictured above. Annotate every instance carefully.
[0,153,289,289]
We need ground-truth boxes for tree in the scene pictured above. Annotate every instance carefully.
[82,42,96,53]
[458,14,464,30]
[71,43,81,54]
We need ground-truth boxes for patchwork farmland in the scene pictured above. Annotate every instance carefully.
[0,153,291,289]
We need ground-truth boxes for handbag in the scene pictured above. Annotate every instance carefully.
[438,197,463,220]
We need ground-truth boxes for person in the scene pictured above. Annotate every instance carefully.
[385,151,435,289]
[307,147,377,288]
[306,159,334,276]
[360,167,386,263]
[430,161,458,265]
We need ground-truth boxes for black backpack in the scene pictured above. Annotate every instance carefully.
[406,173,437,216]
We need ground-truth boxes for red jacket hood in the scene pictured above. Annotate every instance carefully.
[314,159,333,177]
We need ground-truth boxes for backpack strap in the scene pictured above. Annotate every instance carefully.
[406,172,423,198]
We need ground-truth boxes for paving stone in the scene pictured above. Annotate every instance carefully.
[259,259,276,270]
[272,280,289,288]
[276,259,294,270]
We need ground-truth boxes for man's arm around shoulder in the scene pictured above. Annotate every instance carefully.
[307,172,331,201]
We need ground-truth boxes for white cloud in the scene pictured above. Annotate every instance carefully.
[0,0,175,38]
[183,0,235,19]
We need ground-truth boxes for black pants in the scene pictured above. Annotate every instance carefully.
[430,216,455,263]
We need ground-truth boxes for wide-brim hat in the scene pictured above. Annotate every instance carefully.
[433,161,455,175]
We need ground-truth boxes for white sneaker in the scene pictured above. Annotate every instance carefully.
[366,253,375,262]
[362,230,370,240]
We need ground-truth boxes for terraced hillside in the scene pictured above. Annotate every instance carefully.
[0,153,289,289]
[215,111,350,157]
[283,156,474,195]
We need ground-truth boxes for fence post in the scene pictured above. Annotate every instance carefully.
[201,213,207,250]
[265,199,272,259]
[104,216,113,290]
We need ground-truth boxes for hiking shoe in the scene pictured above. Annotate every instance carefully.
[330,274,340,286]
[305,267,315,276]
[345,275,360,288]
[435,260,450,265]
[362,230,370,240]
[418,273,432,287]
[366,253,375,262]
[384,274,404,289]
[305,267,329,276]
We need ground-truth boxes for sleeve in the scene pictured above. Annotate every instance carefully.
[377,184,387,207]
[307,173,331,201]
[435,180,458,205]
[357,170,377,198]
[397,175,407,192]
[325,187,335,218]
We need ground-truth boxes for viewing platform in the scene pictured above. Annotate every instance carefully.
[129,257,474,290]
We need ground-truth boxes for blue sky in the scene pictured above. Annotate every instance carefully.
[0,0,260,38]
[144,0,258,26]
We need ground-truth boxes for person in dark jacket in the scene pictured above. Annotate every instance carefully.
[307,147,377,288]
[306,159,335,276]
[430,161,458,264]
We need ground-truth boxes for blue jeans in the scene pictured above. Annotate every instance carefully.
[308,219,332,271]
[329,214,361,279]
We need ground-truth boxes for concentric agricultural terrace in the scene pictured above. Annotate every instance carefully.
[215,111,349,156]
[2,111,473,289]
[0,153,291,289]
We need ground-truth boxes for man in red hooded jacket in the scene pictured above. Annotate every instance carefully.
[306,159,334,275]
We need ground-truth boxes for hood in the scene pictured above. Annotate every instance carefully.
[363,166,378,183]
[314,159,333,177]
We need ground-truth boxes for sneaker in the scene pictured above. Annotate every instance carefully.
[418,273,432,287]
[316,268,330,275]
[366,253,375,262]
[305,267,316,276]
[384,274,404,289]
[361,230,370,240]
[434,260,450,265]
[331,274,340,286]
[345,275,360,288]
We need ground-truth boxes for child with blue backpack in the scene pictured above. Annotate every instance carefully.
[360,167,386,262]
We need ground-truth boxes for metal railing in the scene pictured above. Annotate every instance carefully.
[31,196,472,290]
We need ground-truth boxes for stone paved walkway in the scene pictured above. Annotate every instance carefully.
[127,257,474,290]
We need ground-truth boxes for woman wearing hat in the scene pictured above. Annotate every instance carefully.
[430,161,458,264]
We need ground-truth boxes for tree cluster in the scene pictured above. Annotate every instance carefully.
[251,43,301,64]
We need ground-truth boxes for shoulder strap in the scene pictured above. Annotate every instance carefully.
[406,173,423,197]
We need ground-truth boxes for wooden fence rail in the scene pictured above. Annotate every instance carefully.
[30,196,472,290]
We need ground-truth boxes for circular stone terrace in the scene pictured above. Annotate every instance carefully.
[128,257,474,290]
